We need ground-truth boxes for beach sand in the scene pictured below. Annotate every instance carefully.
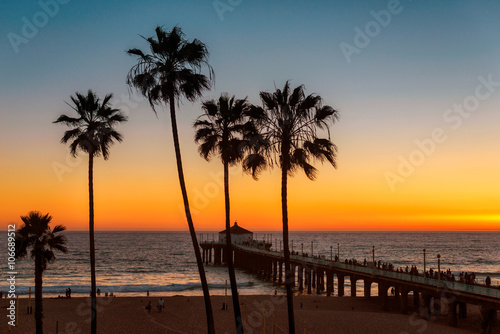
[2,294,493,333]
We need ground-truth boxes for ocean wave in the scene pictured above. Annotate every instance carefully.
[1,281,258,296]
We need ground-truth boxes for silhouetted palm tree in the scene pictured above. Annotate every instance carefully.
[15,211,68,334]
[195,94,258,334]
[126,26,215,333]
[245,81,338,334]
[54,90,127,334]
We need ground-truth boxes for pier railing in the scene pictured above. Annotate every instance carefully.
[234,243,500,299]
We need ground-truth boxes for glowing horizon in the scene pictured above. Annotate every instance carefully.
[2,1,500,231]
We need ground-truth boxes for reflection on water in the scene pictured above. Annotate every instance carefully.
[1,231,498,297]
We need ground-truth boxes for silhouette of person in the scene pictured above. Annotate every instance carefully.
[157,298,165,312]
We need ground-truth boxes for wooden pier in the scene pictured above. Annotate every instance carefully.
[200,241,500,331]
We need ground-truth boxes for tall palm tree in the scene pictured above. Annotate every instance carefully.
[245,81,339,334]
[54,90,127,334]
[126,26,215,333]
[195,94,258,334]
[15,211,68,334]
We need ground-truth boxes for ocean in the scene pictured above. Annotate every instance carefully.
[2,231,499,298]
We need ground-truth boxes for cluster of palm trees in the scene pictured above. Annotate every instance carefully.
[16,25,338,334]
[125,26,339,334]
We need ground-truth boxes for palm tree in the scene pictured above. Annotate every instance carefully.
[54,90,127,334]
[126,26,215,333]
[245,81,339,334]
[195,94,258,333]
[15,211,68,334]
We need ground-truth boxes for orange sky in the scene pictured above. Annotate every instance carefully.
[2,100,500,231]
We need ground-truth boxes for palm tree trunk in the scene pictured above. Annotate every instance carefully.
[281,152,295,334]
[88,154,97,334]
[34,253,43,334]
[169,94,215,334]
[224,160,244,333]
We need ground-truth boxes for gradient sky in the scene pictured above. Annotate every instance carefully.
[1,0,500,231]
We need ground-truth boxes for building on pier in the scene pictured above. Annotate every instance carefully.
[218,222,253,244]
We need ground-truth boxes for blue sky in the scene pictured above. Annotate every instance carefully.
[2,0,500,229]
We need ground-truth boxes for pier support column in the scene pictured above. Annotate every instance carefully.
[316,270,322,295]
[413,291,420,309]
[268,259,273,280]
[298,265,303,292]
[400,290,409,314]
[380,283,388,311]
[337,274,344,297]
[364,280,371,298]
[448,300,457,327]
[458,302,467,319]
[202,249,206,264]
[480,306,497,333]
[422,294,432,320]
[273,261,277,282]
[394,285,400,303]
[278,261,283,284]
[350,276,356,297]
[312,270,316,289]
[433,295,441,315]
[209,248,212,264]
[326,271,333,297]
[216,247,223,265]
[306,267,312,294]
[290,264,296,289]
[320,271,325,291]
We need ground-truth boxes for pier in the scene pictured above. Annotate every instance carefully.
[200,239,500,331]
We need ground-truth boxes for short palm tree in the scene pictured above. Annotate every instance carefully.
[15,211,68,334]
[195,94,258,333]
[54,90,127,334]
[245,81,339,334]
[126,26,215,333]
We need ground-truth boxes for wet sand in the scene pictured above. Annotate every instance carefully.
[1,294,490,333]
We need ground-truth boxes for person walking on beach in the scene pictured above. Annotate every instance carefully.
[146,301,152,313]
[157,298,165,312]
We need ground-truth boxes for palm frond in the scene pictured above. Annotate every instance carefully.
[243,153,267,180]
[55,90,127,160]
[15,211,67,273]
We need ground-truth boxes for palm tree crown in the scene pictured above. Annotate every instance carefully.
[195,94,255,164]
[16,211,68,268]
[126,25,214,112]
[53,90,127,158]
[16,211,68,334]
[246,81,339,177]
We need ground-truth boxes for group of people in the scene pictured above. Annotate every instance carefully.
[336,256,496,289]
[145,298,165,313]
[395,265,418,275]
[65,288,72,298]
[424,268,476,284]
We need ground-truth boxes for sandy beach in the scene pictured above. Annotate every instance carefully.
[2,294,490,334]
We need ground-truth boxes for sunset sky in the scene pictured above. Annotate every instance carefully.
[2,0,500,231]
